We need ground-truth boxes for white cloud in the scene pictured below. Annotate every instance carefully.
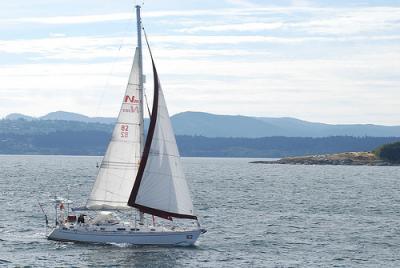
[179,22,284,33]
[0,36,135,60]
[4,13,133,25]
[224,0,259,8]
[151,34,400,45]
[294,7,400,35]
[0,36,277,60]
[1,47,398,123]
[1,3,400,124]
[176,7,400,35]
[1,8,262,25]
[0,6,338,25]
[3,6,400,38]
[291,0,312,7]
[2,34,400,64]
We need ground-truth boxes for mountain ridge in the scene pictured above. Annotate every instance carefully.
[4,111,400,138]
[5,111,116,124]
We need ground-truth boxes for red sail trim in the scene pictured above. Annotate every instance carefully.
[132,204,198,221]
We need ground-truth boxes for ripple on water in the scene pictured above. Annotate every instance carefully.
[1,156,400,267]
[0,259,11,264]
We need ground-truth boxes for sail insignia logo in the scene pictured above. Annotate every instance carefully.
[124,95,140,104]
[122,106,139,113]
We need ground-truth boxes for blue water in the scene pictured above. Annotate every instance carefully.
[1,155,400,267]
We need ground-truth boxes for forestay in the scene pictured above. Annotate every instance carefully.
[86,48,143,210]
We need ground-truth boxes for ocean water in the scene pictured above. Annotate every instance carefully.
[1,155,400,267]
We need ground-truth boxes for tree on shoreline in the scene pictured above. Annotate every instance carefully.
[373,142,400,163]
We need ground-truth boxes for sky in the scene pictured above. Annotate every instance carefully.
[0,0,399,125]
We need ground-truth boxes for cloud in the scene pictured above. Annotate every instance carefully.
[2,8,267,25]
[179,22,284,33]
[5,13,133,25]
[0,35,277,61]
[291,0,312,7]
[1,2,400,124]
[150,34,400,45]
[3,34,400,66]
[0,36,134,60]
[176,7,400,35]
[224,0,259,8]
[294,7,400,35]
[3,6,400,39]
[0,6,335,25]
[1,46,398,121]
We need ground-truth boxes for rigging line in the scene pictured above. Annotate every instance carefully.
[142,27,152,60]
[94,43,121,118]
[94,5,135,118]
[144,91,152,118]
[142,25,154,119]
[139,23,152,118]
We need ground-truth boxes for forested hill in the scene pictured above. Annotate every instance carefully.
[176,136,400,158]
[0,119,399,157]
[5,111,400,138]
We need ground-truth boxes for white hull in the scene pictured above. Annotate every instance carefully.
[48,226,203,246]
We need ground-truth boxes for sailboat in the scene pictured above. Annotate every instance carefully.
[47,5,205,246]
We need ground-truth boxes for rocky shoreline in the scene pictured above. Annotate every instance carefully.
[251,152,399,166]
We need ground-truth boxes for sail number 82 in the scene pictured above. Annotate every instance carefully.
[121,125,129,138]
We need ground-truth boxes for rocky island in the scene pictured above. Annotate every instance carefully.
[251,152,399,166]
[252,141,400,166]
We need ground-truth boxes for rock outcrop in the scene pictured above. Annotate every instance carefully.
[251,152,398,166]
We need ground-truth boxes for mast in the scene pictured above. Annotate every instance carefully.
[136,5,145,224]
[136,5,144,155]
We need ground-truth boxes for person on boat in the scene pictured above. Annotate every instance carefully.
[58,203,65,225]
[78,214,85,224]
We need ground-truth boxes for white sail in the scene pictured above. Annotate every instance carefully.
[129,68,195,219]
[86,48,143,210]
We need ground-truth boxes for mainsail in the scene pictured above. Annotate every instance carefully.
[128,54,197,220]
[86,48,143,210]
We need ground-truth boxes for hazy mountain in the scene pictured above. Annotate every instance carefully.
[255,116,400,137]
[171,112,400,137]
[171,112,285,137]
[3,111,400,137]
[1,117,399,157]
[40,111,115,124]
[5,113,35,121]
[41,111,90,121]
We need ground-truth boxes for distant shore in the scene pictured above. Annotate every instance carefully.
[251,152,399,166]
